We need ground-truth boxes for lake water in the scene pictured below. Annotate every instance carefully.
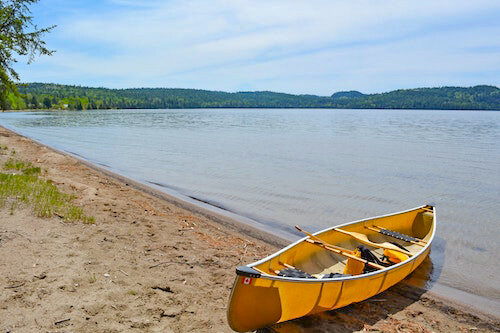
[1,108,499,308]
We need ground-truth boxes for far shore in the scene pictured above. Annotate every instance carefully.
[2,107,500,113]
[0,125,498,332]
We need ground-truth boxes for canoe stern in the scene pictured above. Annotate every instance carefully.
[227,270,283,332]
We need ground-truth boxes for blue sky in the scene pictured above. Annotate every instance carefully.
[14,0,500,95]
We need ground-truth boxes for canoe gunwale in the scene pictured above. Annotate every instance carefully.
[243,204,436,283]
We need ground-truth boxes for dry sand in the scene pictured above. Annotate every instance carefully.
[0,125,498,332]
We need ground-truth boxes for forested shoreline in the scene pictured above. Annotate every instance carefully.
[4,83,499,110]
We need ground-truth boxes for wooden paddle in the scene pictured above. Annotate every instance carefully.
[295,225,385,270]
[333,228,413,256]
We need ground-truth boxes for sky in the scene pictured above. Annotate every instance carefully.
[14,0,500,95]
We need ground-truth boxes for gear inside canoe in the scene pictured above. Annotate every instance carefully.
[227,205,435,332]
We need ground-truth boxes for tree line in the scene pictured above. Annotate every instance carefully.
[3,83,499,110]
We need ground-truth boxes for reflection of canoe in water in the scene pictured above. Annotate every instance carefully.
[227,205,435,332]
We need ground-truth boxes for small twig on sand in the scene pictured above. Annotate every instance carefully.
[149,260,211,269]
[149,261,175,269]
[54,318,71,325]
[152,286,173,293]
[119,269,129,276]
[5,282,25,289]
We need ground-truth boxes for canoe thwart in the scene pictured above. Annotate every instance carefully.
[278,261,296,269]
[295,225,354,254]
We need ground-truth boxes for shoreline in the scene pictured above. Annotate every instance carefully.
[0,125,498,331]
[51,142,292,249]
[3,107,500,113]
[0,122,293,248]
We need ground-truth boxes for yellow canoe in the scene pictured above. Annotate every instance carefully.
[227,205,435,332]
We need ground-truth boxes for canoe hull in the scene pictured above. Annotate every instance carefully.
[227,205,435,332]
[228,247,430,332]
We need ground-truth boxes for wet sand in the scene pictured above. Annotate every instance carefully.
[0,125,498,332]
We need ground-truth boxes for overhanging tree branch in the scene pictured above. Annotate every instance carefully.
[0,0,55,110]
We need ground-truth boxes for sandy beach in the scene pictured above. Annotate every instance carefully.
[0,125,498,333]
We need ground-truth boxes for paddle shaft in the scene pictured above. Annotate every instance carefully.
[304,239,385,270]
[295,226,385,270]
[295,225,354,254]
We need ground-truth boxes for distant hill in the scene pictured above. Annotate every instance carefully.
[331,91,365,99]
[4,83,499,110]
[346,86,500,110]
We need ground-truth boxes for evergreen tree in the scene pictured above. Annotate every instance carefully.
[30,95,37,108]
[42,96,51,108]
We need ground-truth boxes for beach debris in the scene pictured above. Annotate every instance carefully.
[4,282,25,289]
[362,323,379,331]
[238,243,248,263]
[104,273,111,278]
[34,273,47,279]
[161,307,182,318]
[184,305,196,314]
[88,273,97,283]
[149,261,175,269]
[407,310,424,318]
[152,286,173,293]
[54,318,71,325]
[119,269,129,276]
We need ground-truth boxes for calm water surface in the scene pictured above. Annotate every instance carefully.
[1,109,498,304]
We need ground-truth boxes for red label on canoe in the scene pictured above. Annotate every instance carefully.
[242,277,252,285]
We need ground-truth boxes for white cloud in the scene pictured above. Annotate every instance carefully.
[16,0,500,93]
